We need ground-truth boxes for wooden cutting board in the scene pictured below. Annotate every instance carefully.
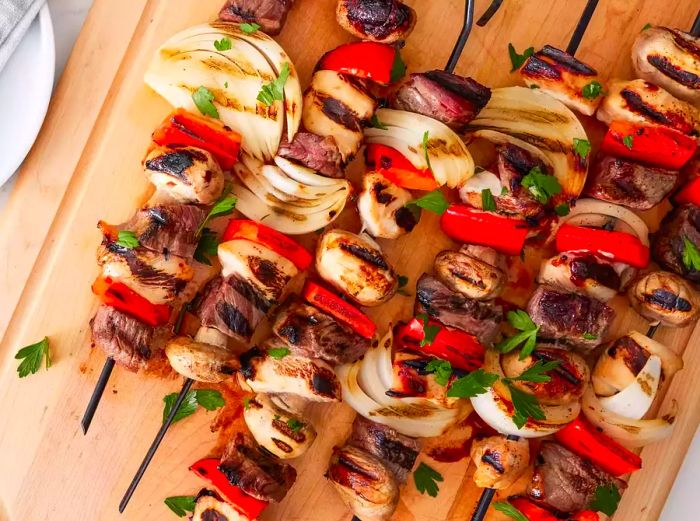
[1,1,699,520]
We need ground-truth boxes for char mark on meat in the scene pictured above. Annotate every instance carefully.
[278,132,344,178]
[90,305,156,371]
[652,204,700,282]
[218,0,295,35]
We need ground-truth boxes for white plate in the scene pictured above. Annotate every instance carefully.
[0,5,55,187]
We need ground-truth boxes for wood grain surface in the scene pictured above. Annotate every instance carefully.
[0,1,699,520]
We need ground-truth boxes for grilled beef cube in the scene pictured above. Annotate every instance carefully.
[528,442,625,513]
[272,299,370,365]
[336,0,416,43]
[391,71,491,130]
[652,204,700,282]
[526,286,615,349]
[121,204,207,258]
[585,156,678,210]
[495,144,549,222]
[219,432,297,502]
[520,45,602,116]
[347,416,420,483]
[415,274,502,345]
[277,132,343,178]
[197,275,272,343]
[218,0,295,35]
[90,305,164,371]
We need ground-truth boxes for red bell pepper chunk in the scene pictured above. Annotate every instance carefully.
[302,281,377,339]
[395,317,485,371]
[152,109,242,170]
[440,204,529,256]
[555,223,649,269]
[91,276,171,327]
[508,498,560,521]
[554,415,642,477]
[317,41,406,85]
[365,143,438,191]
[190,458,268,520]
[222,219,313,271]
[570,510,601,521]
[674,175,700,206]
[600,120,696,170]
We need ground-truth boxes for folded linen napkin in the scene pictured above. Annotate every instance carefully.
[0,0,45,73]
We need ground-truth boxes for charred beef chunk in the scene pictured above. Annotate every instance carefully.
[278,132,344,178]
[652,204,700,282]
[347,416,420,483]
[197,275,273,342]
[526,285,615,349]
[494,144,549,222]
[219,432,297,502]
[336,0,416,43]
[585,156,678,210]
[415,274,502,345]
[272,299,370,365]
[121,204,207,259]
[218,0,295,35]
[528,442,625,513]
[391,71,491,130]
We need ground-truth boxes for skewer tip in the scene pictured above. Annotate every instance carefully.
[80,357,116,435]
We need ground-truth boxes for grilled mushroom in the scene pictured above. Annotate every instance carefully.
[165,328,239,383]
[358,172,418,239]
[628,271,700,327]
[243,393,317,459]
[434,247,506,300]
[316,229,398,306]
[336,0,416,43]
[470,435,530,489]
[143,146,224,204]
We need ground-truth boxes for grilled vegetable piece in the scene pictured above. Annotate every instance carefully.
[358,172,418,239]
[143,146,225,204]
[302,280,377,340]
[470,435,530,489]
[391,70,491,130]
[365,143,438,191]
[91,276,172,327]
[652,204,700,282]
[303,70,377,161]
[165,336,239,383]
[336,0,416,43]
[327,445,399,521]
[316,229,398,306]
[555,223,650,269]
[440,205,528,256]
[243,393,317,459]
[190,463,268,519]
[632,26,700,105]
[596,79,700,136]
[191,490,251,521]
[318,41,405,86]
[628,271,700,327]
[240,345,342,402]
[218,0,295,35]
[434,247,506,301]
[278,132,343,178]
[519,45,603,116]
[585,155,678,210]
[538,252,623,303]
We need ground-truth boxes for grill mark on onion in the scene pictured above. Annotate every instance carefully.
[647,54,700,89]
[317,93,362,131]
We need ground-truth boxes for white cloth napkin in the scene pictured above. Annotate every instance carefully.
[0,0,45,73]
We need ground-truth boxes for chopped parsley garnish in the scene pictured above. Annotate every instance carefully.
[573,138,591,159]
[482,188,497,212]
[240,22,261,34]
[397,275,410,296]
[682,236,700,271]
[162,389,225,424]
[494,501,529,521]
[521,166,562,204]
[507,382,546,428]
[287,418,305,432]
[504,360,560,384]
[446,369,499,398]
[197,183,237,235]
[589,483,622,516]
[15,337,51,378]
[268,347,290,359]
[243,396,252,410]
[257,63,290,106]
[370,113,388,130]
[641,23,653,31]
[116,230,140,249]
[555,203,571,216]
[164,496,196,517]
[214,37,232,51]
[508,43,534,72]
[583,332,598,340]
[390,51,407,83]
[425,359,453,386]
[495,310,540,360]
[413,462,443,497]
[416,314,441,347]
[582,80,603,100]
[193,228,219,265]
[623,134,635,150]
[192,86,220,119]
[422,131,433,172]
[405,190,448,217]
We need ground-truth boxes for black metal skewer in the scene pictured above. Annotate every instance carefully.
[476,0,504,27]
[691,8,700,37]
[446,0,476,74]
[81,357,115,434]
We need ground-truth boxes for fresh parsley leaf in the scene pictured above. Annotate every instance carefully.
[258,63,290,106]
[682,236,700,271]
[390,51,407,83]
[224,81,229,88]
[521,166,562,204]
[589,483,621,516]
[481,189,496,212]
[197,184,237,235]
[240,22,261,34]
[422,131,433,172]
[509,310,537,334]
[164,496,196,517]
[413,462,443,497]
[116,230,140,249]
[507,382,545,428]
[15,337,51,378]
[425,359,453,386]
[195,389,225,411]
[397,275,410,296]
[501,186,509,195]
[507,360,560,383]
[416,314,441,347]
[162,389,224,423]
[623,134,634,150]
[583,332,598,340]
[494,501,529,521]
[582,80,603,100]
[496,310,540,360]
[555,203,570,216]
[193,228,219,265]
[370,113,388,130]
[268,347,290,359]
[287,418,304,432]
[447,369,499,398]
[192,86,219,119]
[573,138,591,159]
[405,190,448,216]
[508,43,534,72]
[642,23,653,31]
[243,396,252,410]
[214,37,232,51]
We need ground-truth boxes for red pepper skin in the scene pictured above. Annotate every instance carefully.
[509,498,560,521]
[190,458,268,519]
[365,144,438,191]
[440,205,528,256]
[152,109,242,170]
[600,120,696,170]
[674,175,700,206]
[317,42,405,85]
[222,219,313,271]
[395,318,485,371]
[570,511,600,521]
[555,223,650,269]
[91,276,171,327]
[302,281,377,339]
[554,415,642,477]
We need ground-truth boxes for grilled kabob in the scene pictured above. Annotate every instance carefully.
[652,204,700,282]
[628,271,700,327]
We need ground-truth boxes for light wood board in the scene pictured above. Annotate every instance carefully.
[0,1,699,520]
